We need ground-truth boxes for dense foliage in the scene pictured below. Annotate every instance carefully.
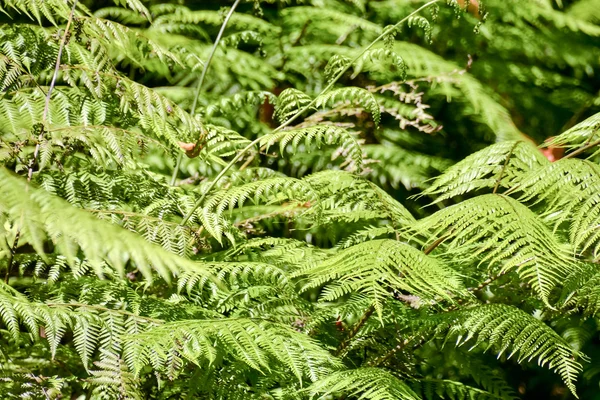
[1,0,600,398]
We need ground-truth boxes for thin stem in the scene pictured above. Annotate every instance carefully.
[180,0,441,225]
[563,138,600,160]
[28,0,78,182]
[335,306,375,356]
[4,232,20,284]
[171,0,242,186]
[493,141,520,194]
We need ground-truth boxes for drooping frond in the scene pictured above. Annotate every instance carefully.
[294,239,464,318]
[305,368,420,400]
[0,168,212,281]
[422,141,548,202]
[123,318,342,382]
[416,194,578,303]
[517,158,600,256]
[449,304,584,396]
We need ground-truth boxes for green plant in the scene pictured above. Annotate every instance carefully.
[1,0,599,398]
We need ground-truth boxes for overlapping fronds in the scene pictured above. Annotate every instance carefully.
[1,0,598,397]
[123,318,342,382]
[422,141,548,202]
[417,194,578,303]
[449,304,584,396]
[295,239,464,318]
[0,168,211,281]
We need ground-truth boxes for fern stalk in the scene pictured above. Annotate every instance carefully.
[27,0,79,182]
[170,0,243,186]
[180,0,442,225]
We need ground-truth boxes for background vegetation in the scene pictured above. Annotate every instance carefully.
[1,0,600,398]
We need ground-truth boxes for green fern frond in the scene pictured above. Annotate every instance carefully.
[422,141,548,202]
[517,158,600,255]
[88,349,143,400]
[417,194,578,303]
[450,304,584,396]
[260,125,363,170]
[314,87,381,126]
[0,167,212,282]
[305,368,420,400]
[295,239,464,318]
[547,111,600,154]
[274,88,313,124]
[124,318,342,382]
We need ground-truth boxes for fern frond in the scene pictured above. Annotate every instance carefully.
[422,141,548,202]
[314,87,381,126]
[417,194,578,303]
[547,111,600,154]
[259,125,363,171]
[450,304,584,396]
[0,167,212,282]
[305,368,420,400]
[274,88,313,124]
[517,158,600,255]
[295,239,464,318]
[124,318,341,382]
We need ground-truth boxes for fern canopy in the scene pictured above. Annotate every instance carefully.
[1,0,599,398]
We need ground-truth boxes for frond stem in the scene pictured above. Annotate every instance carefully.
[171,0,242,186]
[27,0,78,182]
[563,138,600,160]
[180,0,441,225]
[493,141,520,194]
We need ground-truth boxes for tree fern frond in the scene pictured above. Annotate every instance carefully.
[305,368,420,400]
[306,170,415,225]
[547,111,600,154]
[517,158,600,255]
[0,167,213,282]
[314,87,381,126]
[417,194,578,304]
[295,239,464,319]
[274,88,313,124]
[422,141,548,202]
[88,349,143,400]
[260,125,363,171]
[450,304,584,396]
[124,318,342,382]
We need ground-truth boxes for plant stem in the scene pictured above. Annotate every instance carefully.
[493,140,520,194]
[180,0,441,225]
[335,306,375,356]
[563,138,600,160]
[170,0,242,186]
[28,0,78,182]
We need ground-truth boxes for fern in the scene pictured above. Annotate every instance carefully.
[1,0,599,397]
[417,194,578,304]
